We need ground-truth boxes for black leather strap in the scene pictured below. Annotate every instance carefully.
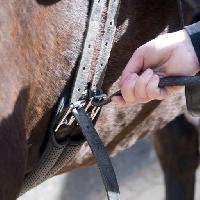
[73,107,120,200]
[185,79,200,117]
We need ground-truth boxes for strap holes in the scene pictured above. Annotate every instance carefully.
[105,42,108,46]
[88,44,91,48]
[98,0,100,3]
[78,88,80,92]
[110,21,113,25]
[101,63,104,66]
[83,67,85,70]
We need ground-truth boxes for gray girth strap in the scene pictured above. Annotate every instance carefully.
[91,0,120,92]
[20,0,121,199]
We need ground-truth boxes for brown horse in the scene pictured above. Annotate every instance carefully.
[0,0,199,199]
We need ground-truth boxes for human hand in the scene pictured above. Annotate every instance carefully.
[112,30,200,105]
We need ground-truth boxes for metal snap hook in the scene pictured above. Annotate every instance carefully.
[90,89,108,107]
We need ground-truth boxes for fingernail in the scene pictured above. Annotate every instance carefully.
[131,73,138,79]
[111,97,126,106]
[145,68,153,75]
[125,73,137,82]
[152,74,159,81]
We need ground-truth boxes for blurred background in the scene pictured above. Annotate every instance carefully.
[19,135,200,200]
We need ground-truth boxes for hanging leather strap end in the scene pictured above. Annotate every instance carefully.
[185,84,200,117]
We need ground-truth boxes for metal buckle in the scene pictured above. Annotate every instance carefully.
[50,95,88,148]
[51,87,105,147]
[90,89,108,107]
[51,104,85,147]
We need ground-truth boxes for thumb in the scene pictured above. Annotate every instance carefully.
[121,47,145,84]
[121,37,171,85]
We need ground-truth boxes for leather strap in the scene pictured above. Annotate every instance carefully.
[186,84,200,116]
[70,0,107,104]
[19,93,83,196]
[91,0,120,92]
[185,73,200,116]
[73,107,120,200]
[177,0,185,28]
[67,0,121,198]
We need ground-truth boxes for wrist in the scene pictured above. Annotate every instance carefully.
[184,29,199,62]
[183,29,200,74]
[185,22,200,67]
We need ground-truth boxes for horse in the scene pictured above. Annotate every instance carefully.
[0,0,199,199]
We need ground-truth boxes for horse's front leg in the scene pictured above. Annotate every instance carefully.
[153,115,199,200]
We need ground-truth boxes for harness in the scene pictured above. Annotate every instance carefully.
[20,1,121,199]
[19,0,200,199]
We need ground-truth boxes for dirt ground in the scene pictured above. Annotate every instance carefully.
[19,135,200,200]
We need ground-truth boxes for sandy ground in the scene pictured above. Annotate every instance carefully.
[18,136,200,200]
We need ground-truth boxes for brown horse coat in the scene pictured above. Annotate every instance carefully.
[0,0,195,199]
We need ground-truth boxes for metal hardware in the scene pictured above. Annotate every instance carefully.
[90,89,108,106]
[91,94,108,107]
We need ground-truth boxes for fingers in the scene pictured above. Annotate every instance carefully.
[121,41,160,84]
[120,73,138,104]
[118,69,162,105]
[121,35,174,84]
[111,96,126,106]
[112,70,182,106]
[134,69,154,102]
[146,74,166,100]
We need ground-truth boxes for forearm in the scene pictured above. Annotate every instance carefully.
[185,21,200,64]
